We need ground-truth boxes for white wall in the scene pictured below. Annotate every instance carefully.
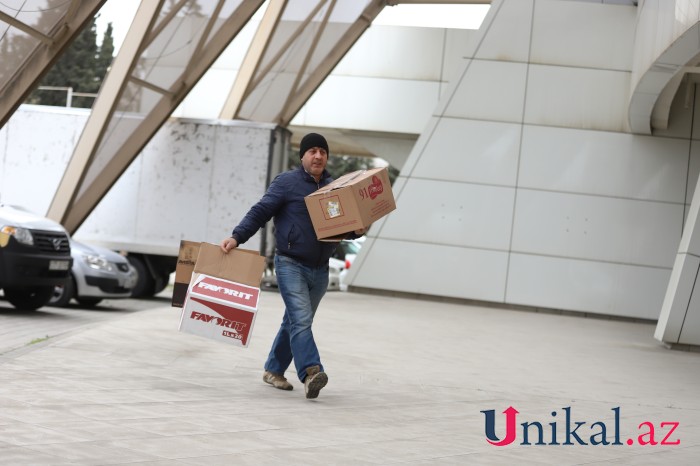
[291,26,473,135]
[175,23,474,137]
[347,0,697,320]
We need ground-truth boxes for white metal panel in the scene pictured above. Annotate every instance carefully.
[135,122,218,249]
[400,117,439,177]
[531,0,635,71]
[0,107,87,215]
[411,118,521,186]
[652,78,694,140]
[380,178,515,251]
[635,0,700,75]
[442,29,477,85]
[691,85,700,141]
[687,141,700,205]
[655,253,700,342]
[519,125,689,203]
[75,119,273,256]
[294,75,438,134]
[474,0,532,63]
[351,238,509,302]
[511,189,683,268]
[524,64,630,132]
[679,284,700,344]
[443,60,528,123]
[628,1,700,134]
[77,159,143,248]
[680,150,700,255]
[333,25,445,80]
[506,252,670,319]
[206,124,272,248]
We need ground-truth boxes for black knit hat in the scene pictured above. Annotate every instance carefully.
[299,132,329,158]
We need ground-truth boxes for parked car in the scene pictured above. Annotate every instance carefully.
[49,240,138,307]
[332,239,364,290]
[261,257,345,291]
[0,204,72,310]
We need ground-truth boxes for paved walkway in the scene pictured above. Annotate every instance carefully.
[0,291,698,465]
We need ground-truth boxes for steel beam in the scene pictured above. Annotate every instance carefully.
[219,0,289,119]
[50,0,265,233]
[47,0,165,227]
[0,0,107,129]
[277,0,386,126]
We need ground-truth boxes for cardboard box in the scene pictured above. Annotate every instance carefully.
[305,166,396,241]
[176,242,266,348]
[172,240,200,308]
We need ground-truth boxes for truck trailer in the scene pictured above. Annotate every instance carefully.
[0,105,289,297]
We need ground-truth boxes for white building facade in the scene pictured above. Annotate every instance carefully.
[343,0,700,348]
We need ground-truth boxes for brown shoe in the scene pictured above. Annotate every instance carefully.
[263,371,293,391]
[304,365,328,399]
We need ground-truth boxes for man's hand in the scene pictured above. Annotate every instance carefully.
[354,227,368,236]
[220,237,238,253]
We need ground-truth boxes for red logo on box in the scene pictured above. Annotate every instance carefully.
[368,175,384,199]
[189,297,255,346]
[193,275,259,309]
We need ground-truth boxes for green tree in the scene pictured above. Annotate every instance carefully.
[27,17,114,109]
[96,23,115,81]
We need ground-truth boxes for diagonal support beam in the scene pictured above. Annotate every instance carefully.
[0,11,53,43]
[219,0,289,119]
[246,0,328,95]
[0,0,107,129]
[54,0,265,234]
[276,0,386,126]
[277,0,336,124]
[47,0,165,226]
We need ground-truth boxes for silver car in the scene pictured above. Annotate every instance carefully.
[50,240,137,307]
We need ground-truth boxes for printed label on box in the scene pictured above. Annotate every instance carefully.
[326,200,342,218]
[321,195,344,220]
[181,296,256,347]
[190,274,260,311]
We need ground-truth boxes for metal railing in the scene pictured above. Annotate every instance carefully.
[36,86,98,107]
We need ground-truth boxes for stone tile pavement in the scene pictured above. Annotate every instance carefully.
[0,290,698,465]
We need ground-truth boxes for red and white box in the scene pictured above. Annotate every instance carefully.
[175,242,265,348]
[179,274,260,347]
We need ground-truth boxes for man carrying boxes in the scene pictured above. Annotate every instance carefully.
[220,133,370,399]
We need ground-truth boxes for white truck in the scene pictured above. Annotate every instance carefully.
[0,106,289,297]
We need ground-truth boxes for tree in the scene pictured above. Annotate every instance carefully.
[27,17,114,109]
[96,23,115,81]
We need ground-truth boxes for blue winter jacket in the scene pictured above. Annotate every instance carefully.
[230,166,338,268]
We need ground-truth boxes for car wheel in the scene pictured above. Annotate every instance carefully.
[76,297,103,307]
[128,255,155,298]
[3,286,55,310]
[49,275,75,307]
[152,270,170,295]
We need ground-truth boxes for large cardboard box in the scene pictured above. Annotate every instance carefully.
[176,242,265,348]
[305,166,396,241]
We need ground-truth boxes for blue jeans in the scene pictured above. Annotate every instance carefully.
[264,254,329,382]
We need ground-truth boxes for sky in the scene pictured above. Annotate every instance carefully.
[95,1,490,52]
